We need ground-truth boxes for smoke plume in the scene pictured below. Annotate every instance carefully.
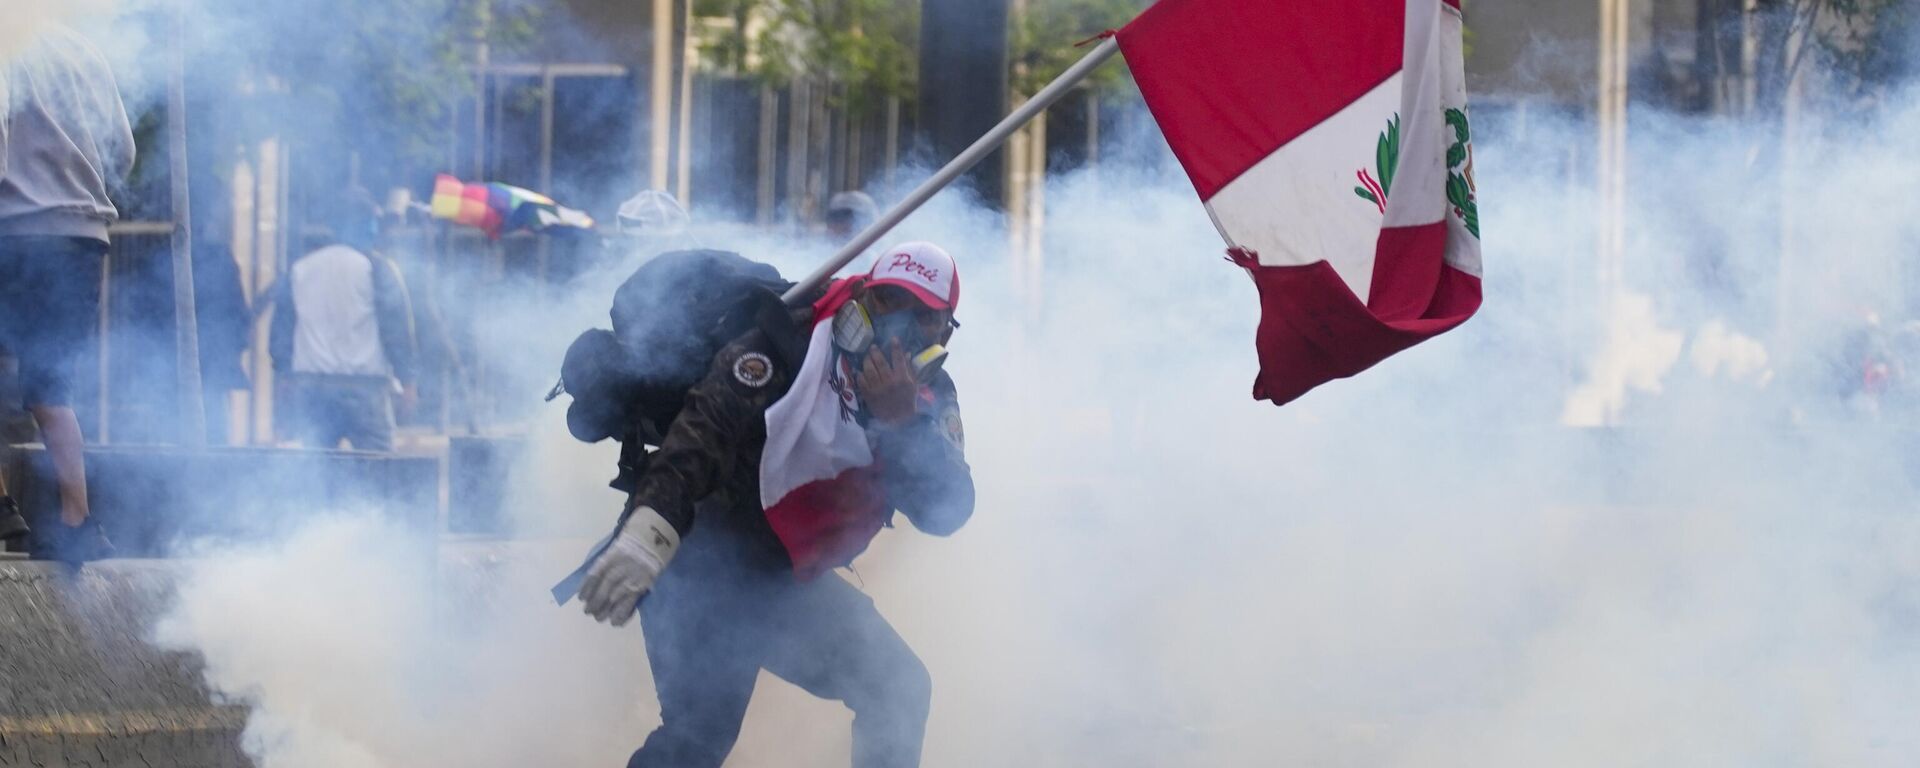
[18,1,1920,765]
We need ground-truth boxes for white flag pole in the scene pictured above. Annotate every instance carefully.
[781,37,1121,305]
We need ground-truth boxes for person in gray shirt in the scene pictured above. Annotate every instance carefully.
[0,24,132,560]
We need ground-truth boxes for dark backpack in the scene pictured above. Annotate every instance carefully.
[559,250,791,487]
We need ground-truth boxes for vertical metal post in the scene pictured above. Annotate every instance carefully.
[96,252,111,444]
[538,67,555,287]
[675,0,696,207]
[1591,0,1631,427]
[756,84,777,225]
[1086,95,1100,167]
[167,7,208,446]
[651,0,675,191]
[884,96,900,187]
[472,0,491,181]
[919,0,1012,207]
[786,79,810,228]
[539,68,556,194]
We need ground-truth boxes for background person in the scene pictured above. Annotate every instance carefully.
[0,24,133,560]
[824,190,878,243]
[267,190,418,452]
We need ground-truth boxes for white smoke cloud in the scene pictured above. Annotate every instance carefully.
[153,515,655,767]
[0,0,119,62]
[1563,291,1686,426]
[115,14,1920,768]
[1691,319,1772,384]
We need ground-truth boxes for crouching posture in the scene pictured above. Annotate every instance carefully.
[578,242,974,768]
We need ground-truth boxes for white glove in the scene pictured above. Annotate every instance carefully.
[579,505,680,627]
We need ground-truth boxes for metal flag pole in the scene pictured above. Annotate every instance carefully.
[781,37,1120,305]
[168,7,208,446]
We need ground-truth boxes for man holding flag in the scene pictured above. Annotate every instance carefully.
[576,243,973,768]
[563,0,1481,763]
[739,0,1479,415]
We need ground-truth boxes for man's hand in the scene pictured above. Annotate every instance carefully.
[580,506,681,627]
[857,339,920,426]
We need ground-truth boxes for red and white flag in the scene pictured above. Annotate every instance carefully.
[760,243,961,579]
[1117,0,1483,405]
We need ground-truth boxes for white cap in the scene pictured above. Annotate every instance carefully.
[827,191,878,219]
[867,242,959,311]
[617,190,689,235]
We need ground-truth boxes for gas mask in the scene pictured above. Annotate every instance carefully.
[832,299,949,379]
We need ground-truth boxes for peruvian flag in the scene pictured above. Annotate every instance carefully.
[1117,0,1483,405]
[757,278,892,580]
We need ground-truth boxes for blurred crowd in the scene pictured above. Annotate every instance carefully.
[0,23,894,562]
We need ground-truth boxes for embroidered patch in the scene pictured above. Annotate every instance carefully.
[733,352,773,388]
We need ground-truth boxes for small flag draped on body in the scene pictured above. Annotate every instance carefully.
[428,174,597,240]
[1116,0,1484,405]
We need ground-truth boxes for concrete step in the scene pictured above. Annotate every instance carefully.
[0,560,247,767]
[4,445,438,559]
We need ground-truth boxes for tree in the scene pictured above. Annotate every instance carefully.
[189,0,540,185]
[696,0,1147,110]
[1812,0,1916,105]
[1008,0,1144,95]
[694,0,758,73]
[1725,0,1910,116]
[703,0,919,114]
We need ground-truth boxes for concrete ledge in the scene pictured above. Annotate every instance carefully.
[0,560,247,767]
[4,446,439,558]
[0,709,251,768]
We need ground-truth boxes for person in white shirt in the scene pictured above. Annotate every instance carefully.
[267,191,417,452]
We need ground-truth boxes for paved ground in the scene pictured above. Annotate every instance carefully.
[0,559,249,767]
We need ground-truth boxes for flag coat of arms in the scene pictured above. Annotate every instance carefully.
[1117,0,1483,405]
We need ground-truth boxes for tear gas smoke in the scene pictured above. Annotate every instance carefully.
[2,0,119,61]
[18,2,1920,765]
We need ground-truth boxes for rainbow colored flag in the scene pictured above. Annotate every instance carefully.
[429,174,597,239]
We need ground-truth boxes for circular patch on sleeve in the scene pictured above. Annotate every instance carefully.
[733,352,774,388]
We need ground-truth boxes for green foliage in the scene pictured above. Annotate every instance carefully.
[1812,0,1916,100]
[200,0,541,174]
[1740,0,1913,113]
[749,0,920,114]
[694,0,757,72]
[696,0,1144,107]
[1009,0,1144,95]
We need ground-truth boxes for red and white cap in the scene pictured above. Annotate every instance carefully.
[867,241,960,311]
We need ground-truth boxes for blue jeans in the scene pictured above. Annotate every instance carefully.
[629,534,933,768]
[284,374,395,452]
[0,236,104,408]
